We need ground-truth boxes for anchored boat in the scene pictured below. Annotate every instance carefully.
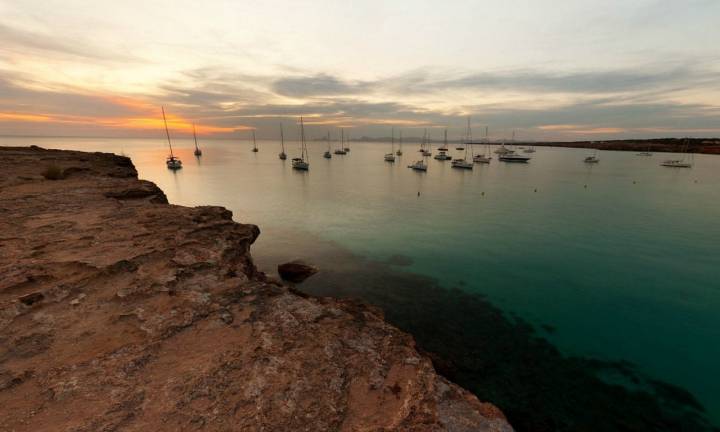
[161,107,182,170]
[193,124,202,156]
[292,117,310,170]
[278,123,287,160]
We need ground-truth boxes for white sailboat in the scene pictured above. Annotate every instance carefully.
[384,128,396,162]
[498,133,531,162]
[408,159,427,171]
[162,107,182,170]
[292,117,309,170]
[278,123,287,160]
[451,128,473,169]
[192,124,202,156]
[473,126,491,163]
[661,138,693,168]
[434,129,452,160]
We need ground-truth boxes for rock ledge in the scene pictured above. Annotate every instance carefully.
[0,147,512,431]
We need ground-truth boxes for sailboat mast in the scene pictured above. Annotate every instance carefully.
[485,126,489,153]
[252,130,257,150]
[280,123,285,152]
[467,117,471,143]
[399,131,403,150]
[193,124,199,151]
[161,106,174,157]
[300,117,307,159]
[391,127,395,152]
[327,131,331,151]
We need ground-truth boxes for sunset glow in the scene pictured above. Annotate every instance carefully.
[1,0,719,140]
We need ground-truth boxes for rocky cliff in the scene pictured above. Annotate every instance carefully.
[0,146,512,432]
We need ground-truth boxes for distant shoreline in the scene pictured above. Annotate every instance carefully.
[3,135,719,155]
[350,137,720,154]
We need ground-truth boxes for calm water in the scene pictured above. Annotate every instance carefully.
[3,136,719,424]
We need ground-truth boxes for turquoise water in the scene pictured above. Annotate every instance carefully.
[3,136,719,423]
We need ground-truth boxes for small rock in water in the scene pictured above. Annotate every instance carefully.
[278,260,319,283]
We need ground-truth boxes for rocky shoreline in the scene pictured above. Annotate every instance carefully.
[0,146,512,431]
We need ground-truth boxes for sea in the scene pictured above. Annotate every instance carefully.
[3,136,718,430]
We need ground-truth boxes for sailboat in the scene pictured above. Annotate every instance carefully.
[292,117,310,170]
[384,128,396,162]
[278,123,287,160]
[407,159,427,171]
[495,132,512,155]
[451,129,473,169]
[523,134,536,153]
[434,129,452,160]
[438,127,449,151]
[661,138,692,167]
[323,131,332,159]
[456,117,468,150]
[498,132,531,162]
[162,107,182,170]
[396,131,403,156]
[422,130,432,156]
[334,129,347,154]
[251,130,258,152]
[584,148,600,164]
[473,126,491,163]
[637,143,652,156]
[193,124,202,156]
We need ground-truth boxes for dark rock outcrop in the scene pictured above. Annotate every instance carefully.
[0,147,513,432]
[278,259,319,283]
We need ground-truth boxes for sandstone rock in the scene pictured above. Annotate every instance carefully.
[0,147,513,432]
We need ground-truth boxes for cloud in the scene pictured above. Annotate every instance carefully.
[0,23,140,62]
[381,66,720,96]
[273,74,372,98]
[2,60,720,140]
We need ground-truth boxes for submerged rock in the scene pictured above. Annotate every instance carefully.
[0,146,512,432]
[278,260,319,283]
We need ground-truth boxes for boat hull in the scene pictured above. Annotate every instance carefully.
[661,161,691,168]
[499,156,530,163]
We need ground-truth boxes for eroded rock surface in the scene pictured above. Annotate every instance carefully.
[0,146,512,431]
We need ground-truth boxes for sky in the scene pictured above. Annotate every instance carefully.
[1,0,719,141]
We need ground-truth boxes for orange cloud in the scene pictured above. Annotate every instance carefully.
[0,112,54,122]
[0,96,241,135]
